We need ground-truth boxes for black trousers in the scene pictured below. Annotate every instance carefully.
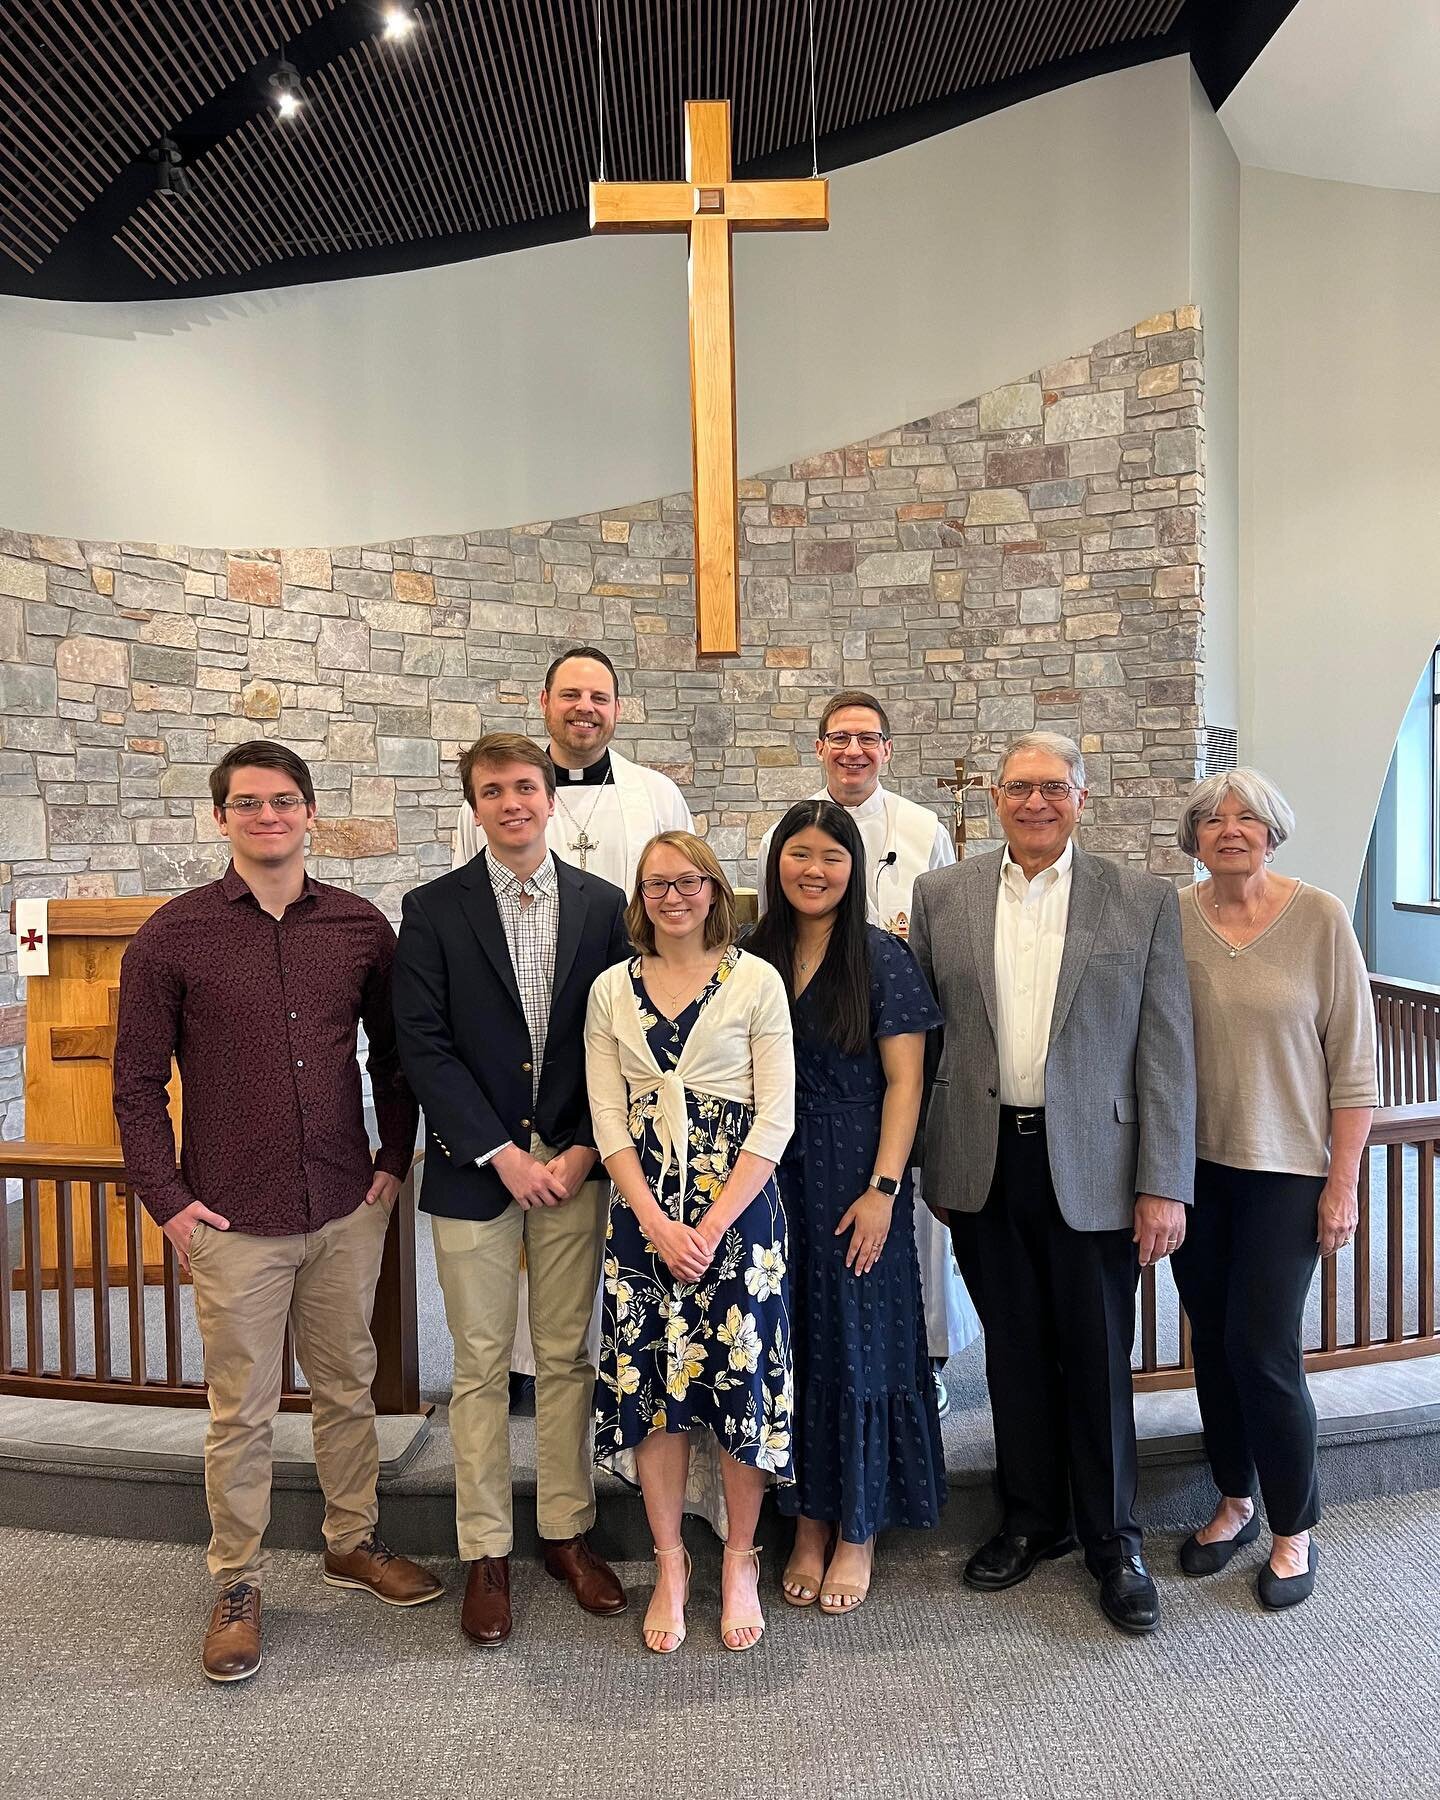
[1170,1159,1324,1536]
[950,1110,1143,1565]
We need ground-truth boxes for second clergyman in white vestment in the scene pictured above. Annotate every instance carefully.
[756,691,981,1388]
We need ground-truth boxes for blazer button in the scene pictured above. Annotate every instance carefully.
[521,1118,532,1129]
[521,1062,532,1074]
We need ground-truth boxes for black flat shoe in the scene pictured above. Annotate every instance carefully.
[1258,1541,1318,1610]
[1179,1512,1262,1576]
[1089,1554,1160,1635]
[963,1529,1076,1592]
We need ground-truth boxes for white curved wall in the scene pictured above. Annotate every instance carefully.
[0,59,1190,549]
[1240,167,1440,905]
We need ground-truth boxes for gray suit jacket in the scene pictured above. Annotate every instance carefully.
[909,846,1196,1232]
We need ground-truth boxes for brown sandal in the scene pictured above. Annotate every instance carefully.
[782,1524,836,1607]
[819,1539,875,1616]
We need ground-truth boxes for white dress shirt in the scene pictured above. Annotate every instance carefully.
[993,839,1074,1107]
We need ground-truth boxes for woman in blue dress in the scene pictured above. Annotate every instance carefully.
[585,831,795,1654]
[747,799,946,1615]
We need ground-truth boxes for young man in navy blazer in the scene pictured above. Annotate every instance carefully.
[394,733,630,1647]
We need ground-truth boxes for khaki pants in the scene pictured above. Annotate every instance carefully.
[188,1197,393,1590]
[431,1151,606,1559]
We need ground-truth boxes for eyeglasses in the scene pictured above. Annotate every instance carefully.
[997,780,1080,802]
[639,874,711,899]
[221,794,308,814]
[821,731,888,749]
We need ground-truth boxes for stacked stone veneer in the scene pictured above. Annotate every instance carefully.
[0,308,1206,1135]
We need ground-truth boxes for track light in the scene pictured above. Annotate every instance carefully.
[382,6,416,39]
[269,59,303,118]
[150,137,190,199]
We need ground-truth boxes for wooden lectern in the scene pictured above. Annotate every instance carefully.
[12,897,173,1285]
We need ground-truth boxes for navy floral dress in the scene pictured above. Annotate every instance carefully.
[594,949,794,1480]
[777,926,947,1542]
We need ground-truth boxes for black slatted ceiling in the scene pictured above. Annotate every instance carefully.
[1,0,1186,298]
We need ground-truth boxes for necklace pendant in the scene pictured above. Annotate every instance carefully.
[1228,947,1237,959]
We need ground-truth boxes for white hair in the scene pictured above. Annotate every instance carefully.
[1178,766,1295,857]
[998,731,1087,789]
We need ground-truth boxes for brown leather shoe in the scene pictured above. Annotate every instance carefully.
[540,1533,628,1616]
[323,1531,445,1607]
[461,1556,512,1646]
[202,1582,262,1683]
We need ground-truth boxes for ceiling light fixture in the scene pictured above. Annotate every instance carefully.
[150,137,190,199]
[268,59,303,118]
[382,7,417,40]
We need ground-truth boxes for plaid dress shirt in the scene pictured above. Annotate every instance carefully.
[486,850,559,1107]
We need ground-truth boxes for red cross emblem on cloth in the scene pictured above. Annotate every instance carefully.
[21,929,43,951]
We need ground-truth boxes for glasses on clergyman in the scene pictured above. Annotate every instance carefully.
[222,794,308,814]
[822,731,888,749]
[998,780,1080,801]
[639,874,711,899]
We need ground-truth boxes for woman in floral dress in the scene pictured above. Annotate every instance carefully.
[585,831,795,1654]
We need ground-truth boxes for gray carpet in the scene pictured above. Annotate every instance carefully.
[2,1489,1437,1800]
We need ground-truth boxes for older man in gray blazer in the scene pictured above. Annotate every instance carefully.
[910,732,1194,1635]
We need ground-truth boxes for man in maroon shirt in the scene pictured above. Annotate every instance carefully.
[113,740,442,1684]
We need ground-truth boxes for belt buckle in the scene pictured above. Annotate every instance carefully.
[1014,1110,1040,1137]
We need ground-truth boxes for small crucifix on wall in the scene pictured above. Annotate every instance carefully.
[936,758,989,857]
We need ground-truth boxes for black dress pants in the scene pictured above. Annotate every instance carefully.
[950,1110,1142,1565]
[1169,1158,1324,1536]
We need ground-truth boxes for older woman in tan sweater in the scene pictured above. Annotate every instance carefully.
[1173,769,1376,1610]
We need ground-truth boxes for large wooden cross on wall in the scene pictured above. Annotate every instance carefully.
[591,99,829,657]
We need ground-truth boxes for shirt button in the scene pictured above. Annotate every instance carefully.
[289,1011,297,1020]
[296,1059,304,1069]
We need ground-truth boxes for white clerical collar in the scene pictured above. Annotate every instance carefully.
[826,784,888,821]
[1001,838,1074,898]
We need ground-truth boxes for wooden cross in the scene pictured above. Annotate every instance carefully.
[936,758,990,857]
[591,99,828,657]
[50,984,120,1066]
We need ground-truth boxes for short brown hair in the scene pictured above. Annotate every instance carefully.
[209,740,315,809]
[625,831,738,955]
[818,690,891,739]
[458,733,556,807]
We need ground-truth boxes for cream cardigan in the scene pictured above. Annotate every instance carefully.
[584,949,796,1203]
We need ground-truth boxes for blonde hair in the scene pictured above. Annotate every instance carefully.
[625,830,738,955]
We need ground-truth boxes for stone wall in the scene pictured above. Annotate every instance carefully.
[0,308,1206,1136]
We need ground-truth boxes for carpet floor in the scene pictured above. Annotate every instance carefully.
[3,1488,1436,1800]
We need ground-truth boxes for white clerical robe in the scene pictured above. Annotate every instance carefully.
[756,783,980,1362]
[453,748,693,895]
[452,746,692,1377]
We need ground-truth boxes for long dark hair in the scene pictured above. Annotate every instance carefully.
[747,800,871,1055]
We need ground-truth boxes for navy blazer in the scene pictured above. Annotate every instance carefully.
[392,852,630,1221]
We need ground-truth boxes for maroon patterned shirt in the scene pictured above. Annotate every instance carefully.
[113,864,419,1235]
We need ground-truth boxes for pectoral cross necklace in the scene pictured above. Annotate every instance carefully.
[553,770,612,872]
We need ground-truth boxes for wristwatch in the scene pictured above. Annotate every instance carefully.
[869,1174,900,1196]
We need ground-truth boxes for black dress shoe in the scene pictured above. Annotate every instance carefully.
[963,1529,1076,1592]
[1089,1554,1160,1635]
[1257,1540,1318,1610]
[1179,1512,1262,1576]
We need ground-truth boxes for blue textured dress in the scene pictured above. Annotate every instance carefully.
[594,949,795,1481]
[776,926,947,1542]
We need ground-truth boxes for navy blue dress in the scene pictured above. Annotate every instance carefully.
[776,926,947,1542]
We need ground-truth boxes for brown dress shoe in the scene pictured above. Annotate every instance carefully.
[202,1582,262,1683]
[323,1531,445,1607]
[461,1556,512,1646]
[540,1534,628,1616]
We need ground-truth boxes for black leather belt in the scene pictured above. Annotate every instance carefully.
[999,1104,1045,1137]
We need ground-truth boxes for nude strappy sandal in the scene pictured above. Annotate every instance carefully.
[782,1525,836,1607]
[721,1545,766,1651]
[818,1540,876,1616]
[644,1544,691,1654]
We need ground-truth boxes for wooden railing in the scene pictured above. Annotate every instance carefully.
[1,1145,421,1414]
[1135,973,1440,1390]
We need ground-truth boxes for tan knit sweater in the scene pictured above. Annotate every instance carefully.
[1180,881,1378,1176]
